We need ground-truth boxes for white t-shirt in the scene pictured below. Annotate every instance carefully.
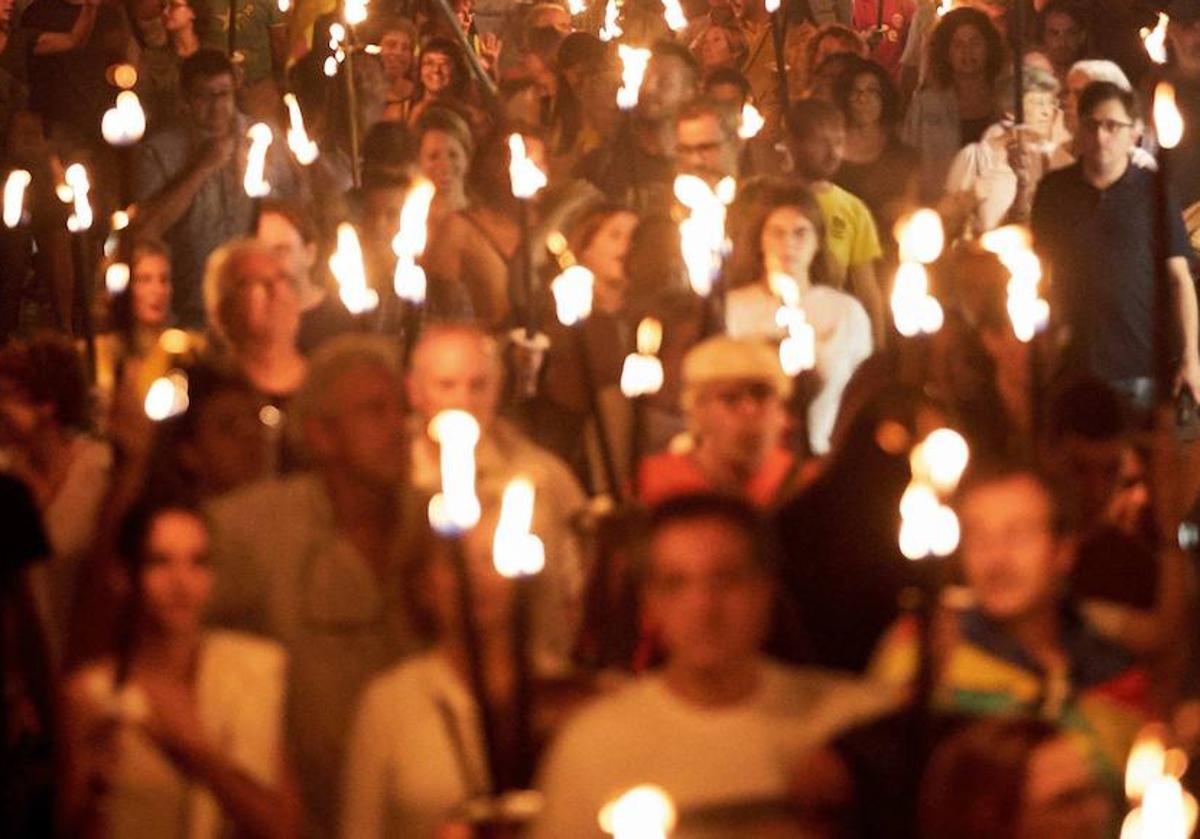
[726,284,873,454]
[530,660,896,839]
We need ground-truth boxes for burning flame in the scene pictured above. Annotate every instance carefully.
[144,370,190,421]
[936,0,952,16]
[567,0,586,13]
[890,262,943,337]
[599,0,622,42]
[675,174,735,298]
[1128,727,1170,802]
[894,208,944,264]
[64,164,93,232]
[493,477,546,578]
[738,102,765,139]
[392,178,437,305]
[1123,725,1198,839]
[283,93,319,165]
[1155,82,1185,150]
[106,262,131,294]
[898,428,969,560]
[617,44,651,111]
[981,225,1049,342]
[599,785,677,839]
[551,264,595,326]
[278,0,290,10]
[243,122,273,198]
[508,134,548,200]
[3,169,30,228]
[101,90,147,147]
[427,409,483,535]
[329,223,378,314]
[765,0,780,12]
[620,318,665,397]
[1141,12,1169,65]
[344,0,368,26]
[662,0,687,31]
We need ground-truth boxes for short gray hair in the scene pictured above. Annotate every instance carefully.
[288,334,404,452]
[202,237,276,339]
[1067,59,1132,91]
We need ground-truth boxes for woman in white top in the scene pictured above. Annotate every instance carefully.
[726,180,873,455]
[60,501,298,839]
[341,510,571,839]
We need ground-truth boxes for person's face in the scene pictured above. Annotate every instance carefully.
[699,27,735,69]
[361,186,407,251]
[645,517,773,672]
[639,55,695,123]
[948,23,989,78]
[690,378,785,472]
[1042,11,1085,69]
[420,50,455,95]
[847,71,884,127]
[675,113,739,185]
[454,0,475,33]
[408,335,501,427]
[580,211,638,283]
[1016,737,1112,839]
[790,118,845,180]
[222,251,300,346]
[0,378,45,445]
[960,476,1067,624]
[760,205,819,277]
[1052,435,1123,525]
[1169,18,1200,75]
[140,510,212,637]
[1076,97,1139,173]
[183,389,267,495]
[1022,90,1058,133]
[418,130,469,194]
[579,66,622,130]
[0,0,17,23]
[312,362,409,486]
[379,29,415,80]
[257,211,317,290]
[186,73,236,138]
[160,0,194,32]
[130,253,172,329]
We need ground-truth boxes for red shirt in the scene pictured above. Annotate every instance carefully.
[637,447,797,509]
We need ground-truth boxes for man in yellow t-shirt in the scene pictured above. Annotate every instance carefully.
[785,97,885,345]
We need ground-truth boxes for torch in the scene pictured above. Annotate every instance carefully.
[675,173,736,335]
[64,163,97,376]
[1153,81,1184,411]
[764,0,789,115]
[243,121,273,227]
[3,169,30,230]
[283,92,320,166]
[507,132,548,340]
[619,317,665,497]
[600,785,677,839]
[392,177,437,364]
[1121,723,1197,838]
[426,409,505,795]
[329,221,379,318]
[890,208,946,385]
[492,476,546,789]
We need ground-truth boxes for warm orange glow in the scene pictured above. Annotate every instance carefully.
[493,477,546,578]
[508,134,547,199]
[3,169,30,228]
[283,93,319,165]
[427,410,482,534]
[1155,82,1185,150]
[617,44,651,110]
[329,223,378,314]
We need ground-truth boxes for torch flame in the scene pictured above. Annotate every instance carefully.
[765,0,780,11]
[636,317,663,355]
[1142,12,1169,65]
[1127,726,1169,802]
[64,163,93,232]
[508,134,547,200]
[617,44,652,111]
[621,318,665,397]
[344,0,369,26]
[101,90,147,147]
[894,208,944,264]
[144,370,190,421]
[599,0,622,41]
[899,428,968,560]
[493,477,546,578]
[427,409,483,535]
[1154,82,1185,150]
[393,178,437,260]
[329,223,378,314]
[567,0,586,13]
[551,264,595,326]
[283,93,319,165]
[278,0,290,10]
[738,102,765,139]
[599,785,677,839]
[675,175,734,298]
[891,262,943,337]
[243,122,273,198]
[936,0,953,16]
[3,169,30,228]
[662,0,688,31]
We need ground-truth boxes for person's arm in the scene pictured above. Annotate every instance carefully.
[847,261,886,348]
[32,0,100,56]
[1169,255,1200,401]
[134,135,235,240]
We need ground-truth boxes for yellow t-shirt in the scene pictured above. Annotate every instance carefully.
[815,182,883,289]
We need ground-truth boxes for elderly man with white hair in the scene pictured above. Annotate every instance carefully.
[205,334,424,839]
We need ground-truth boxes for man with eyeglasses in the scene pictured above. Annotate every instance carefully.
[673,98,742,187]
[136,49,304,328]
[638,336,799,507]
[1032,80,1200,414]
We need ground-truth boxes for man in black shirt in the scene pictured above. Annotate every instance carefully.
[1032,81,1200,411]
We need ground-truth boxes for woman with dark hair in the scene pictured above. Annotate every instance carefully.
[902,6,1007,200]
[60,501,298,839]
[408,36,480,128]
[726,179,873,455]
[0,334,110,648]
[832,56,919,260]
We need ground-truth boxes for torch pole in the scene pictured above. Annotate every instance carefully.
[630,393,645,499]
[1013,0,1025,125]
[770,3,790,113]
[71,229,96,380]
[511,575,535,789]
[343,28,362,188]
[575,325,624,501]
[519,198,537,339]
[1155,148,1173,413]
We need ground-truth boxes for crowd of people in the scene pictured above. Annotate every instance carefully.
[3,0,1200,836]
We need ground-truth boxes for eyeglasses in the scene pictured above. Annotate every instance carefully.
[1079,117,1134,134]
